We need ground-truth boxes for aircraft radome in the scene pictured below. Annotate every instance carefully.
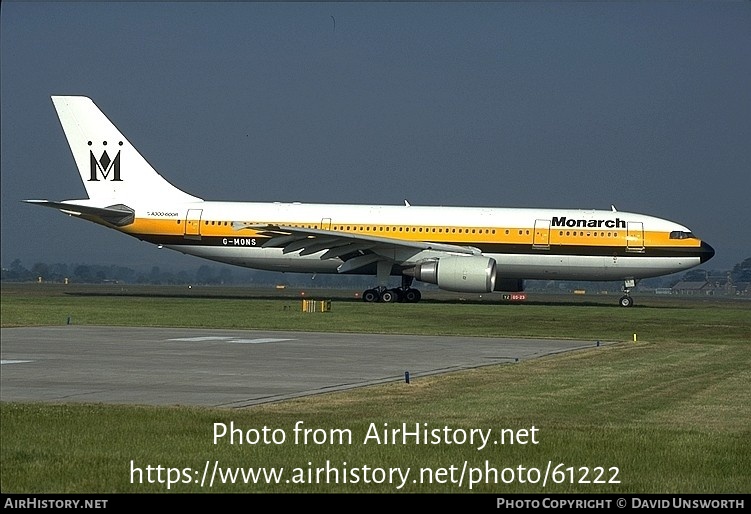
[26,96,715,306]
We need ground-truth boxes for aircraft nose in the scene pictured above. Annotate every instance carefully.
[700,241,715,263]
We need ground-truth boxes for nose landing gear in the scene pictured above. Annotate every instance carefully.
[619,279,636,307]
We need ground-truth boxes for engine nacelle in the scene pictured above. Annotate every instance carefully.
[407,256,497,293]
[494,278,525,292]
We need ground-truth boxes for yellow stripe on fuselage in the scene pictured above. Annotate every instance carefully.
[120,217,703,250]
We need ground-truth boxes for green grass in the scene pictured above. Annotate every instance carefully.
[1,283,749,493]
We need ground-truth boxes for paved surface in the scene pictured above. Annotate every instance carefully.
[0,326,608,408]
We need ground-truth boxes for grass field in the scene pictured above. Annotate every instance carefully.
[1,283,749,494]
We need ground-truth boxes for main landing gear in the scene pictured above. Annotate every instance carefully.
[619,279,636,308]
[362,275,422,303]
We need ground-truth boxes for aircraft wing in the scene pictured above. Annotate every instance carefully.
[24,200,135,227]
[234,222,482,272]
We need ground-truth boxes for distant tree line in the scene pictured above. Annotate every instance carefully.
[2,257,749,291]
[0,259,373,289]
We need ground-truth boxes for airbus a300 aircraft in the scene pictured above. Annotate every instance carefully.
[26,96,714,306]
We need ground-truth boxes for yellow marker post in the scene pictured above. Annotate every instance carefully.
[301,299,332,313]
[633,333,637,343]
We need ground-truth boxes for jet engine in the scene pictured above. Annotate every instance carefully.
[406,256,497,293]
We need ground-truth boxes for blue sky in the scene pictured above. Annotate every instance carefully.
[2,1,749,271]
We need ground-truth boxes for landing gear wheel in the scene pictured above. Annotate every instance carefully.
[380,289,398,303]
[362,289,379,303]
[619,295,634,308]
[404,288,421,303]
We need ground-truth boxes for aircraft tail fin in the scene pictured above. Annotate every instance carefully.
[51,96,201,204]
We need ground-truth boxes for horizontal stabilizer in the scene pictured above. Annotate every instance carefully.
[24,200,135,226]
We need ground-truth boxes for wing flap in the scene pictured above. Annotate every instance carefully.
[337,253,382,273]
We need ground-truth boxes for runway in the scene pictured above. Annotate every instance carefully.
[1,326,608,408]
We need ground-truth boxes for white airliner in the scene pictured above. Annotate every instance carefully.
[26,96,714,306]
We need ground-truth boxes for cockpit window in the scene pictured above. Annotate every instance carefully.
[670,231,696,240]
